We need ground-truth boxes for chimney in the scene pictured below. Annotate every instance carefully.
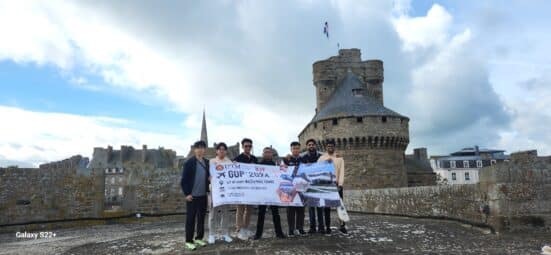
[475,145,480,156]
[413,148,428,161]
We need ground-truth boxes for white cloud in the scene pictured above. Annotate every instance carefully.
[392,4,452,51]
[0,0,549,163]
[0,106,192,167]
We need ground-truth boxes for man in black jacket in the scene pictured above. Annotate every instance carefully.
[284,141,306,236]
[301,138,326,234]
[253,147,285,240]
[181,140,210,250]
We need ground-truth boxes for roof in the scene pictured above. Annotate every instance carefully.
[311,72,407,122]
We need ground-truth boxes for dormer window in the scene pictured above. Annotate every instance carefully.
[352,88,364,97]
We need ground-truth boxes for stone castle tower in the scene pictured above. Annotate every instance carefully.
[298,49,410,189]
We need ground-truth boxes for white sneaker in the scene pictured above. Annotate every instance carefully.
[244,228,253,237]
[237,229,247,241]
[222,235,233,243]
[208,235,215,244]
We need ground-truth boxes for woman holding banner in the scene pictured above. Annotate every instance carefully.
[207,142,234,244]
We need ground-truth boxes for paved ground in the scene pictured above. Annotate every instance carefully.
[0,211,549,254]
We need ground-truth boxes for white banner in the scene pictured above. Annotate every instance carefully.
[210,161,341,208]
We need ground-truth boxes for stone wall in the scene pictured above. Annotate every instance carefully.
[0,146,189,226]
[0,156,104,225]
[344,150,551,232]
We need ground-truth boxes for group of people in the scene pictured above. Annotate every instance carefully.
[180,137,346,251]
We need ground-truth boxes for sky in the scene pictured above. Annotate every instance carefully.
[0,0,550,167]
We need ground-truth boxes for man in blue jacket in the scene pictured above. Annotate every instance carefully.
[181,140,210,251]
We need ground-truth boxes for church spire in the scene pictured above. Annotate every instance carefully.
[200,108,208,146]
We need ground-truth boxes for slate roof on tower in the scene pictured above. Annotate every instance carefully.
[311,72,407,122]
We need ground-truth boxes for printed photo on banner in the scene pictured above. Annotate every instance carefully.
[294,161,341,207]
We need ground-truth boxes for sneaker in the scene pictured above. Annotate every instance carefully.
[339,226,348,234]
[326,227,332,234]
[184,242,196,251]
[222,235,233,243]
[208,235,215,244]
[288,230,295,237]
[298,229,306,235]
[308,228,316,234]
[244,228,254,237]
[276,234,286,239]
[252,234,261,240]
[237,229,248,241]
[194,239,207,247]
[318,228,326,234]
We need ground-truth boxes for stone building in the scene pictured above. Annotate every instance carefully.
[298,48,410,189]
[431,146,510,185]
[405,148,437,187]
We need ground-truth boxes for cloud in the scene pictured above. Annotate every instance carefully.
[0,0,549,163]
[0,106,192,167]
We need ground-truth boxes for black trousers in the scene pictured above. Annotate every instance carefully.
[287,206,305,233]
[185,196,207,242]
[309,206,330,231]
[256,205,284,238]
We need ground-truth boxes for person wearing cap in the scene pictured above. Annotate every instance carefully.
[318,139,347,234]
[253,147,286,240]
[207,142,234,244]
[283,141,306,236]
[181,140,211,250]
[233,138,258,240]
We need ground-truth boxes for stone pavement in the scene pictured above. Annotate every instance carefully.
[0,211,549,254]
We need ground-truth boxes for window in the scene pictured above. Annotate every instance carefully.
[118,187,123,196]
[111,177,115,184]
[356,117,363,123]
[314,122,317,128]
[465,172,470,181]
[476,160,482,168]
[450,160,456,168]
[491,160,497,165]
[452,172,457,181]
[463,160,469,168]
[382,116,387,123]
[105,168,109,174]
[332,119,338,125]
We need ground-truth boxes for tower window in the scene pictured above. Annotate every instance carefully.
[382,116,387,123]
[356,117,363,123]
[332,119,338,125]
[314,122,317,128]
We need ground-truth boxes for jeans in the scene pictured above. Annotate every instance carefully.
[309,206,330,231]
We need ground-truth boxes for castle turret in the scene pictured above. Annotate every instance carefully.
[300,49,409,189]
[313,48,384,112]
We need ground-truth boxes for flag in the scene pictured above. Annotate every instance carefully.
[323,21,329,38]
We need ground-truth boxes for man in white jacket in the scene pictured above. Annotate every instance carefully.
[207,142,234,244]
